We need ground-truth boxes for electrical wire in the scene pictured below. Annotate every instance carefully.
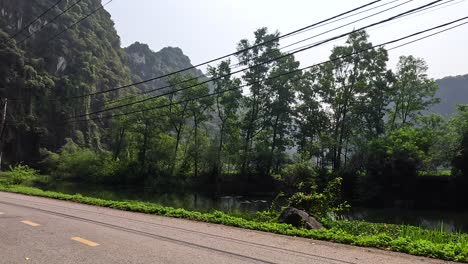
[102,0,415,107]
[55,0,384,100]
[67,0,446,120]
[46,0,114,42]
[1,0,64,45]
[16,0,83,45]
[69,17,468,124]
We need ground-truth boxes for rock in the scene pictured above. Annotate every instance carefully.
[278,207,323,230]
[56,56,67,73]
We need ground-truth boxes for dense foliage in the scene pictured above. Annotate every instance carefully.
[0,1,467,214]
[0,2,467,260]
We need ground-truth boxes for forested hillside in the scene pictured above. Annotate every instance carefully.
[0,0,205,165]
[0,0,134,164]
[1,0,467,211]
[431,74,468,117]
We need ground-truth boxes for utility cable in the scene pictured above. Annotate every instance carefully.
[56,0,384,100]
[103,0,416,107]
[1,0,64,45]
[67,0,445,120]
[105,0,462,108]
[46,0,114,42]
[68,15,468,123]
[16,0,83,45]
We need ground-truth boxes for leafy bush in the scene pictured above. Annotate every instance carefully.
[42,139,119,182]
[279,161,317,189]
[361,127,433,204]
[288,177,350,219]
[254,210,279,223]
[3,164,38,185]
[453,130,468,181]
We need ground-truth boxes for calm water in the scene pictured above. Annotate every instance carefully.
[38,181,270,214]
[37,181,468,232]
[344,208,468,233]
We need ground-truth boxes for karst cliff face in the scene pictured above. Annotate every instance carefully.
[0,0,207,166]
[0,0,132,163]
[125,42,206,93]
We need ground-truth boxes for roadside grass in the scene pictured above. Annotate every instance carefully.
[0,184,467,263]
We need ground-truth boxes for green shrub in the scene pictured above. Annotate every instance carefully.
[288,177,350,219]
[42,139,119,182]
[3,164,38,185]
[279,161,316,189]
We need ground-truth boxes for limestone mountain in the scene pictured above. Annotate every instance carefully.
[0,0,133,163]
[0,0,209,166]
[124,42,206,93]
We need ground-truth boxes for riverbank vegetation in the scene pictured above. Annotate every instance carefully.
[1,1,467,261]
[0,184,466,262]
[19,29,466,211]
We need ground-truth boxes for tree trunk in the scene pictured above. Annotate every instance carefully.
[267,114,280,176]
[138,120,149,167]
[0,98,7,171]
[214,122,225,183]
[113,127,125,160]
[193,114,199,179]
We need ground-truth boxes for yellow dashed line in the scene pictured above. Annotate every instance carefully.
[21,220,40,227]
[71,237,99,247]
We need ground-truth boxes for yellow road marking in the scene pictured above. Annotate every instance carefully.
[71,237,99,247]
[21,220,40,227]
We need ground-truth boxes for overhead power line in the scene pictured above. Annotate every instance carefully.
[46,0,114,42]
[17,0,114,45]
[1,0,64,45]
[105,0,465,109]
[68,16,468,124]
[59,0,384,100]
[68,0,446,120]
[387,19,468,50]
[103,0,416,107]
[71,16,468,124]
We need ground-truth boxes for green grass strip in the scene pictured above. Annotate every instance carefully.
[0,184,466,262]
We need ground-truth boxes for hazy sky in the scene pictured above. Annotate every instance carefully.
[105,0,468,79]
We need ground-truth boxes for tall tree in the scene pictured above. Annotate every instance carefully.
[236,27,281,179]
[264,54,301,174]
[388,55,439,129]
[318,30,389,170]
[208,60,241,182]
[294,68,330,167]
[185,78,213,179]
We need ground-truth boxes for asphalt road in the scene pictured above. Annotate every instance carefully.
[0,191,453,264]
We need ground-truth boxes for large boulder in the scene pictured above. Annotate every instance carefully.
[278,207,323,229]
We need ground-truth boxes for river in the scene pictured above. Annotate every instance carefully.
[36,181,468,233]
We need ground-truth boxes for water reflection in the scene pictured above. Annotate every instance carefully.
[39,181,270,213]
[344,208,468,233]
[38,181,468,232]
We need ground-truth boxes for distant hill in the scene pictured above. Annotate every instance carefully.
[124,42,206,93]
[431,74,468,117]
